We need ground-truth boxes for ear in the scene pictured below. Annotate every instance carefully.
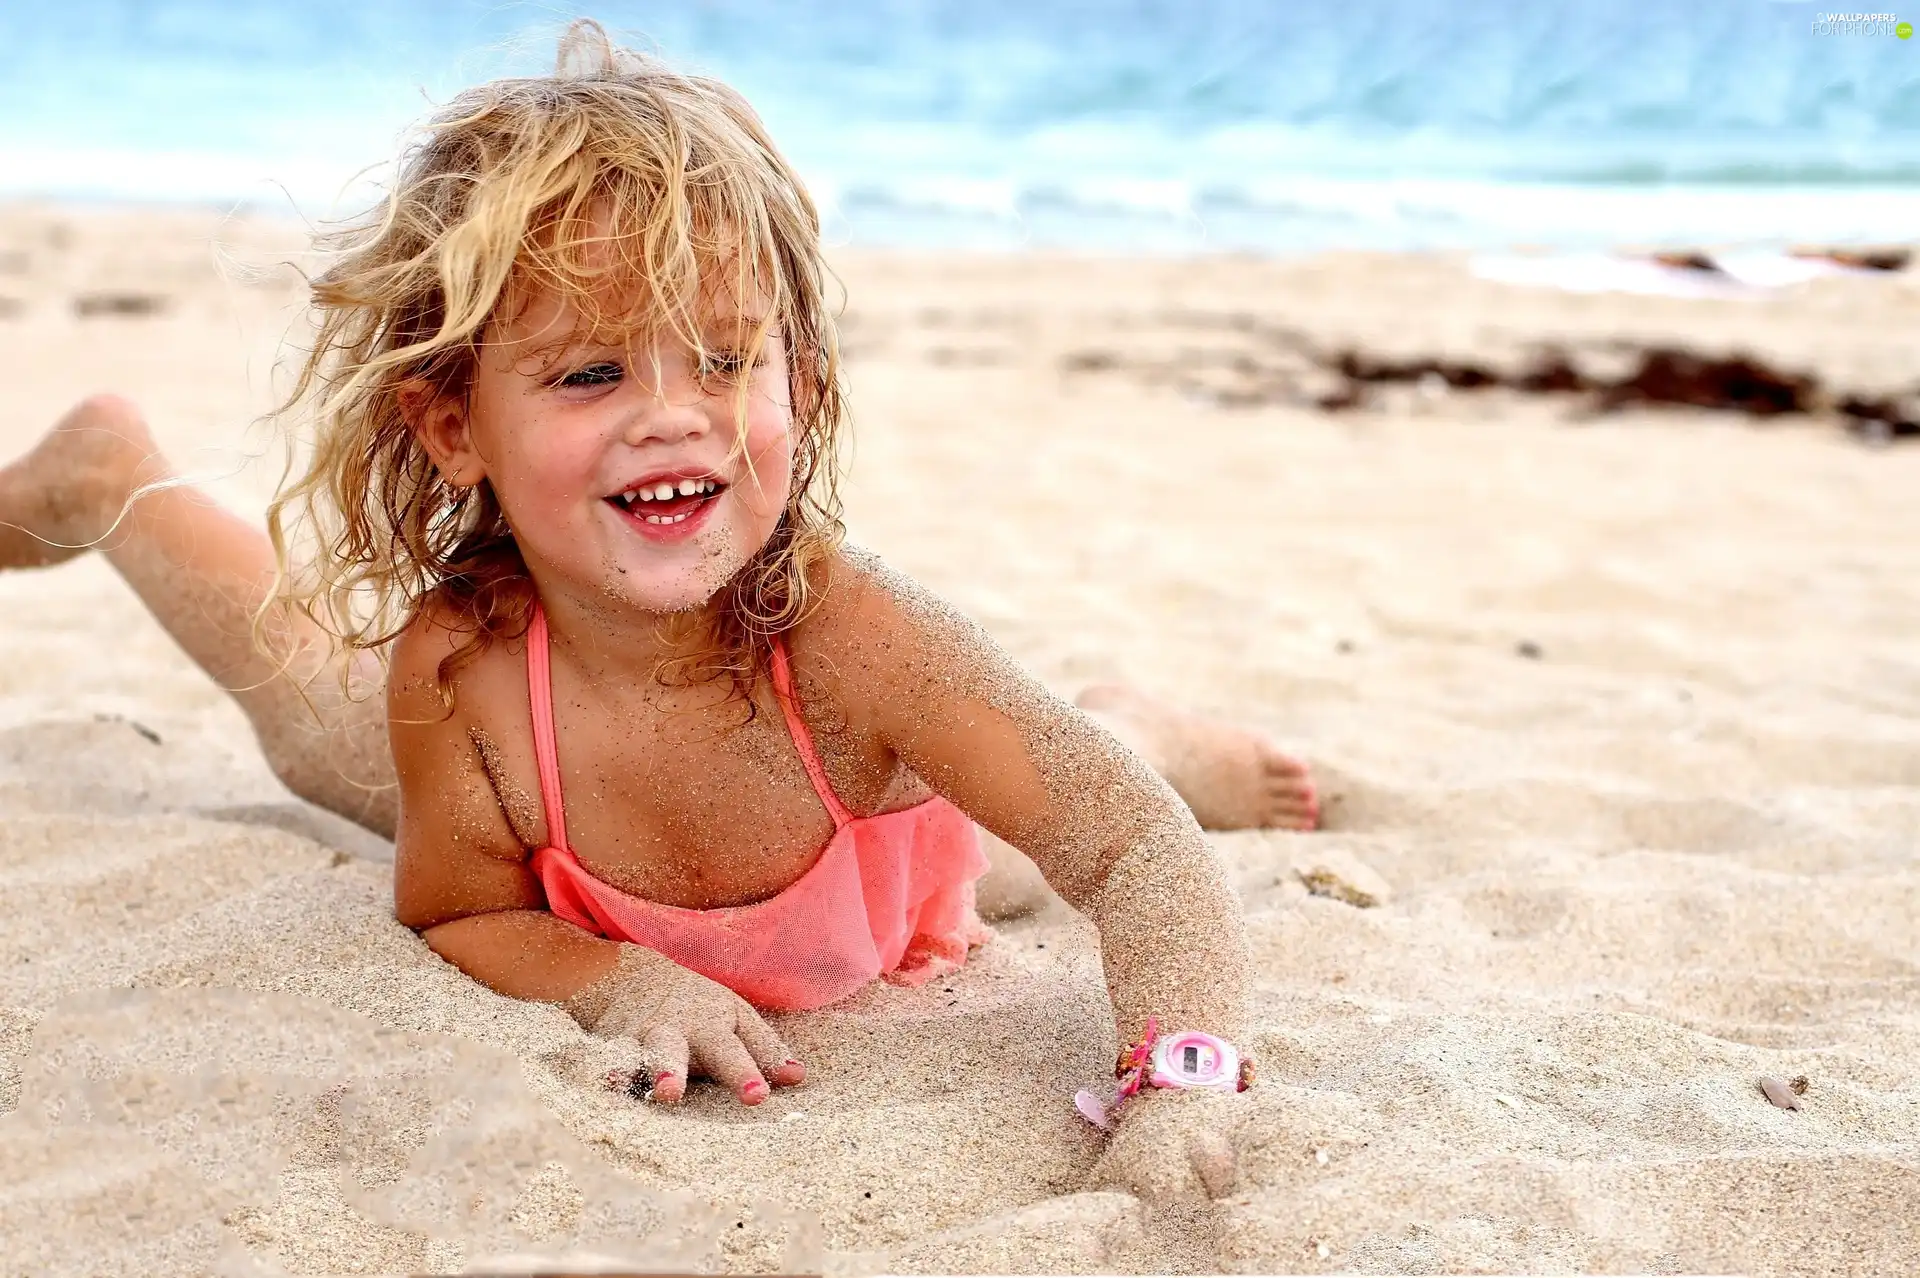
[399,382,485,487]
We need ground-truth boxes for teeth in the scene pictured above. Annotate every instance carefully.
[615,479,718,506]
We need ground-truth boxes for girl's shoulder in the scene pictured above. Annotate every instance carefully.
[386,593,527,732]
[785,544,998,719]
[787,543,927,653]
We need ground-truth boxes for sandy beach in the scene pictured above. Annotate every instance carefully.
[0,202,1917,1276]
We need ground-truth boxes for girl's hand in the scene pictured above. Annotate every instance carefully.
[565,943,805,1105]
[1089,1087,1241,1205]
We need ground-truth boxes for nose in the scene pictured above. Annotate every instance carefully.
[621,371,712,449]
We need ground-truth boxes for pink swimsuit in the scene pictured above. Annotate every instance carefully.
[525,606,992,1011]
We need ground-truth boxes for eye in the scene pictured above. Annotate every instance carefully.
[557,361,624,388]
[699,348,764,381]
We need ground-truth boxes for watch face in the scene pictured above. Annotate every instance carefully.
[1152,1031,1239,1089]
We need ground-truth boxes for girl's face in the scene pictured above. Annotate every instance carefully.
[432,279,796,622]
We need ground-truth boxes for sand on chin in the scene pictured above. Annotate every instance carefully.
[1,204,1918,1276]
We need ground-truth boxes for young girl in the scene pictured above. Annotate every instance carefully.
[0,22,1314,1200]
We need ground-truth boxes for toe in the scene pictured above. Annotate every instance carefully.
[1262,790,1319,831]
[1275,809,1317,832]
[1266,780,1315,807]
[1272,768,1319,824]
[1260,748,1311,780]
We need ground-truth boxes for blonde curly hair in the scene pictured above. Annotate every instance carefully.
[265,19,846,707]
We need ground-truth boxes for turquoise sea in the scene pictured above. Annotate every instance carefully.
[1,0,1916,251]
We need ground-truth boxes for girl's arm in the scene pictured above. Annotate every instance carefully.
[814,555,1249,1200]
[386,611,620,1001]
[812,552,1251,1046]
[385,610,801,1105]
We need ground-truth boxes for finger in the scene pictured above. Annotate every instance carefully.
[641,1024,689,1104]
[732,1008,805,1087]
[688,1025,771,1105]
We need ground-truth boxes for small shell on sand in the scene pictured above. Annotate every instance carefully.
[1293,849,1391,909]
[1759,1075,1804,1111]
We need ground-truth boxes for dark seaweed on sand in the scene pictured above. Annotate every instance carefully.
[1062,330,1917,444]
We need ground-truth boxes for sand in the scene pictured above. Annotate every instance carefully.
[0,203,1916,1276]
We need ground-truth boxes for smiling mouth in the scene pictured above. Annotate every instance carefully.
[607,478,725,525]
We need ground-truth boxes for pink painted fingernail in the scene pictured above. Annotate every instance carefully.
[741,1079,770,1103]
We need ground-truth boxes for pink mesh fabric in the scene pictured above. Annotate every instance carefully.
[525,605,992,1011]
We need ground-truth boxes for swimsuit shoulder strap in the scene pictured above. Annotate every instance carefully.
[768,636,854,829]
[525,604,571,852]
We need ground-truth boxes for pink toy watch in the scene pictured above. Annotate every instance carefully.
[1073,1017,1254,1129]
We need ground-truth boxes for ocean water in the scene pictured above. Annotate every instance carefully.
[2,0,1917,252]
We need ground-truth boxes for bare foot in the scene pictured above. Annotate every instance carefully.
[0,394,159,568]
[1076,684,1318,832]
